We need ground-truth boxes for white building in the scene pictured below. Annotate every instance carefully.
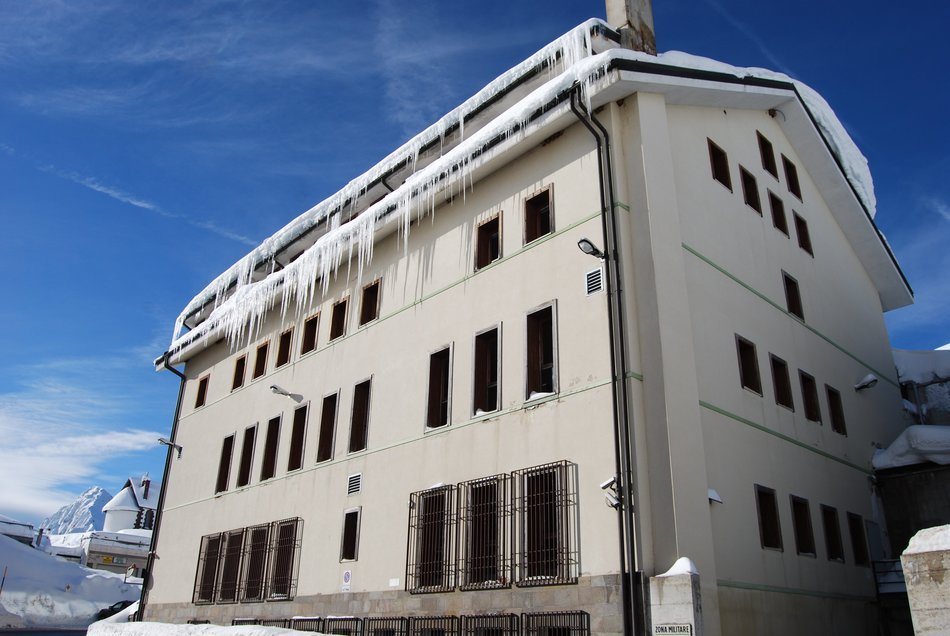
[102,475,157,533]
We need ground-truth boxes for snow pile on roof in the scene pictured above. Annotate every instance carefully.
[872,425,950,470]
[0,515,34,540]
[902,524,950,556]
[894,348,950,385]
[167,18,877,358]
[90,622,324,636]
[656,556,700,577]
[103,487,140,513]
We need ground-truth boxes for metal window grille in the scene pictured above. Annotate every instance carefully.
[267,517,302,600]
[584,268,603,295]
[291,617,326,632]
[410,616,460,636]
[348,473,363,495]
[261,619,291,628]
[461,613,519,635]
[232,618,261,625]
[240,523,272,602]
[512,461,580,586]
[458,474,511,590]
[193,533,223,604]
[365,617,409,635]
[187,619,211,624]
[324,617,363,635]
[406,485,457,593]
[522,611,590,635]
[217,529,245,603]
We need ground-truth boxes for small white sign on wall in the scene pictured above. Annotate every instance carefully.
[341,569,351,592]
[654,625,691,635]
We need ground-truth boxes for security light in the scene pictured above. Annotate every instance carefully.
[853,374,879,392]
[157,437,183,459]
[270,385,303,402]
[577,238,605,259]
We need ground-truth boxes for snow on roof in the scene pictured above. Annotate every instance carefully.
[902,524,950,556]
[872,425,950,470]
[0,518,34,539]
[893,348,950,385]
[102,486,140,513]
[165,18,880,360]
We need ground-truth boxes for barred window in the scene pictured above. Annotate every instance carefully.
[512,461,579,585]
[268,518,302,599]
[406,485,457,593]
[217,529,245,603]
[194,533,222,604]
[462,613,519,635]
[291,617,326,632]
[411,616,460,636]
[523,611,590,635]
[364,617,409,635]
[240,523,271,602]
[458,474,510,590]
[325,617,362,635]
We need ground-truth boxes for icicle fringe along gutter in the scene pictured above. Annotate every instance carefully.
[167,19,877,358]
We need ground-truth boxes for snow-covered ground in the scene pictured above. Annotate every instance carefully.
[0,532,140,629]
[90,623,326,636]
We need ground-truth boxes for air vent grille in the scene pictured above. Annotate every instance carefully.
[347,473,362,496]
[585,267,604,295]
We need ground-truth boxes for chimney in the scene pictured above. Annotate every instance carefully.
[142,474,150,500]
[605,0,656,55]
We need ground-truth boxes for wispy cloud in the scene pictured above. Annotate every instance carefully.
[701,0,797,77]
[921,196,950,222]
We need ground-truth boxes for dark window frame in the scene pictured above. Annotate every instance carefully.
[406,485,458,594]
[340,507,362,562]
[473,325,501,415]
[755,484,783,551]
[300,312,320,355]
[240,522,272,602]
[826,385,847,435]
[799,370,822,423]
[523,611,590,636]
[253,342,269,380]
[287,403,308,472]
[739,165,762,214]
[707,138,732,191]
[348,378,372,454]
[232,355,247,391]
[475,214,502,270]
[275,328,294,368]
[790,495,816,556]
[316,392,339,463]
[783,271,804,320]
[236,424,257,488]
[195,375,210,408]
[524,187,553,245]
[770,354,794,411]
[260,416,281,482]
[458,474,511,591]
[194,533,223,604]
[426,345,452,429]
[359,279,381,327]
[525,303,558,401]
[757,131,778,178]
[736,335,762,395]
[768,191,789,236]
[821,505,845,562]
[329,298,349,341]
[794,212,814,256]
[847,512,870,566]
[215,435,235,494]
[217,528,245,603]
[782,154,802,200]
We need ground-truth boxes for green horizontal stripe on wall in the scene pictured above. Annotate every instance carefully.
[681,243,898,388]
[699,400,871,475]
[717,579,875,603]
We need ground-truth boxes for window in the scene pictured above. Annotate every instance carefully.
[459,474,510,590]
[790,496,816,556]
[412,617,460,635]
[195,375,209,408]
[300,313,319,354]
[260,416,280,481]
[770,355,794,410]
[794,212,813,256]
[462,614,519,635]
[268,517,303,598]
[349,379,371,453]
[325,618,363,635]
[736,335,762,394]
[253,342,269,379]
[473,327,500,414]
[523,611,590,636]
[799,371,821,423]
[476,216,501,270]
[241,523,271,602]
[236,425,257,488]
[782,154,802,200]
[757,131,778,178]
[768,191,788,236]
[340,508,361,561]
[827,386,847,435]
[218,529,244,603]
[821,505,845,562]
[755,485,783,550]
[316,393,338,462]
[287,405,307,472]
[364,618,409,634]
[847,513,870,566]
[275,328,293,368]
[360,280,381,326]
[524,189,552,244]
[232,355,247,391]
[512,461,579,585]
[215,435,234,494]
[427,347,451,429]
[194,533,222,604]
[407,485,458,593]
[330,299,348,341]
[740,166,762,214]
[707,139,732,190]
[526,305,557,400]
[783,272,804,320]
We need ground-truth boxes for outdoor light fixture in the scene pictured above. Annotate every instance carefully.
[854,374,879,392]
[157,437,183,459]
[577,238,605,259]
[270,384,303,402]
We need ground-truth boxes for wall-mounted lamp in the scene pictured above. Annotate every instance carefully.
[270,385,303,402]
[577,238,605,259]
[854,374,879,392]
[601,475,623,509]
[157,437,183,459]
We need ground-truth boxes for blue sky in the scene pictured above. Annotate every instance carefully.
[1,1,947,525]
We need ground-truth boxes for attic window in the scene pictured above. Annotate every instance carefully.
[707,139,732,191]
[360,280,380,326]
[782,155,802,200]
[476,216,501,270]
[757,131,778,178]
[769,191,789,236]
[347,473,362,496]
[330,299,348,341]
[740,166,762,214]
[524,189,552,244]
[275,328,293,368]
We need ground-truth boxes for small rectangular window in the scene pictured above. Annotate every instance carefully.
[526,305,556,399]
[330,299,348,340]
[195,375,209,408]
[474,327,500,414]
[790,495,816,556]
[360,280,380,326]
[847,512,869,566]
[232,355,247,391]
[769,191,789,236]
[782,154,802,200]
[427,347,451,429]
[708,139,732,190]
[276,328,293,368]
[260,416,280,481]
[783,272,804,320]
[821,505,845,562]
[300,313,319,354]
[340,508,361,561]
[794,213,813,256]
[476,216,501,270]
[755,485,783,550]
[827,386,847,435]
[287,405,307,472]
[253,342,269,379]
[215,435,234,494]
[770,354,794,410]
[316,393,338,463]
[349,379,371,453]
[524,189,552,244]
[268,518,302,599]
[757,131,778,178]
[236,425,257,488]
[799,371,821,423]
[740,166,762,214]
[736,335,762,394]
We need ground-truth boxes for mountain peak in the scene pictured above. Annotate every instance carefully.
[41,487,113,534]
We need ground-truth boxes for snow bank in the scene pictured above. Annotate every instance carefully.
[90,622,324,636]
[872,425,950,470]
[903,524,950,556]
[656,556,699,577]
[894,348,950,385]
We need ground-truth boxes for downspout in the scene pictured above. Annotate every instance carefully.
[570,86,643,634]
[138,351,186,620]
